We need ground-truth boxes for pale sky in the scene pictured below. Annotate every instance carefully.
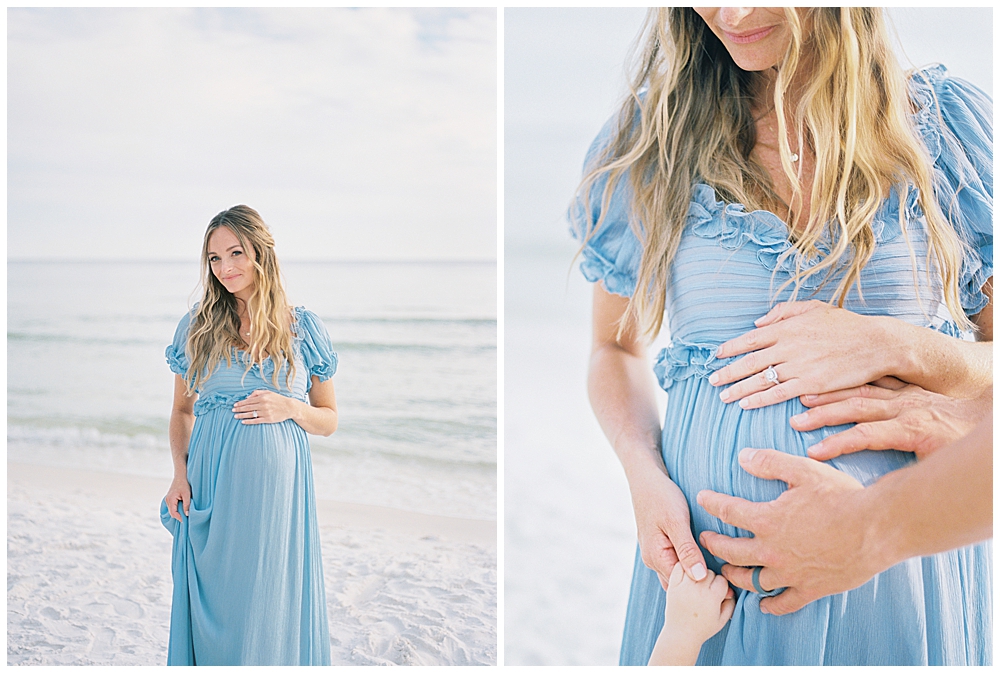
[8,8,497,261]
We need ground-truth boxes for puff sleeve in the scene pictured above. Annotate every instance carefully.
[912,66,993,316]
[567,117,643,298]
[165,311,193,377]
[295,308,338,393]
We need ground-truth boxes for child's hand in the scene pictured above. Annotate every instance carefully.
[663,562,735,646]
[649,564,736,665]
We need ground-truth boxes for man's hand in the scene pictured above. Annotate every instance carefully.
[793,381,990,461]
[695,448,885,615]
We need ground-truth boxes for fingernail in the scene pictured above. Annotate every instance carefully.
[790,412,806,424]
[739,398,750,409]
[708,372,719,385]
[719,389,730,402]
[691,563,707,581]
[760,604,770,615]
[739,448,757,463]
[807,441,823,457]
[802,394,817,402]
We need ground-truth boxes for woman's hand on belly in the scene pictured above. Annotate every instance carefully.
[708,301,893,409]
[232,389,296,425]
[710,300,992,408]
[793,379,991,461]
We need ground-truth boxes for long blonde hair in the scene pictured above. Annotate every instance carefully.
[579,8,973,340]
[184,205,296,393]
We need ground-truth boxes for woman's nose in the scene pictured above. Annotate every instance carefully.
[718,7,754,27]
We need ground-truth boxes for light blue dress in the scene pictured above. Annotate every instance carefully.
[160,306,337,665]
[571,66,992,666]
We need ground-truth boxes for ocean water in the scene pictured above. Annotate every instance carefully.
[7,260,497,520]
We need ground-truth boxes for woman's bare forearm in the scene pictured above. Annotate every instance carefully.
[289,400,338,436]
[588,342,666,481]
[169,409,195,479]
[884,318,992,398]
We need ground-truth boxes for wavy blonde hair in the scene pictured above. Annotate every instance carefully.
[579,7,973,341]
[184,205,296,393]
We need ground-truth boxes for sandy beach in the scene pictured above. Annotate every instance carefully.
[7,460,497,666]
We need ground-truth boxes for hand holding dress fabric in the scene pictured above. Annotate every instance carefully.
[709,301,893,409]
[794,381,991,461]
[696,448,875,616]
[630,463,710,590]
[164,476,192,522]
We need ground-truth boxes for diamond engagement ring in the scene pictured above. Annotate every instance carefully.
[253,410,258,419]
[764,365,779,385]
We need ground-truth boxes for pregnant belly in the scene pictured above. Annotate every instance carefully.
[659,377,913,571]
[187,410,310,509]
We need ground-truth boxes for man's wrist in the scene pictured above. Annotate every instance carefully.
[857,471,909,575]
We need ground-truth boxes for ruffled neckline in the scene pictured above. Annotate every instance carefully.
[686,65,947,272]
[685,183,918,290]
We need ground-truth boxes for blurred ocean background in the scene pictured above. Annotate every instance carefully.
[8,260,497,520]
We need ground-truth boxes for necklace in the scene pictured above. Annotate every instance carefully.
[755,104,801,163]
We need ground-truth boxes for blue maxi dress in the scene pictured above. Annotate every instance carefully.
[571,66,992,666]
[160,306,337,665]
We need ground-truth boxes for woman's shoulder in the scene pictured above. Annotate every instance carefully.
[291,306,335,351]
[291,306,338,380]
[172,305,198,339]
[908,65,992,161]
[291,306,326,334]
[908,65,992,317]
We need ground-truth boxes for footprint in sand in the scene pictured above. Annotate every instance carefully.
[39,606,65,620]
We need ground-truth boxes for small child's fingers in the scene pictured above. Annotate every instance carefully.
[720,596,736,622]
[703,572,728,601]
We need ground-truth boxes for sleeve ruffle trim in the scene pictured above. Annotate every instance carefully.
[910,65,994,316]
[293,307,338,392]
[577,246,638,298]
[165,344,188,377]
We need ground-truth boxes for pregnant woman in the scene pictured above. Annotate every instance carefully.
[571,8,991,665]
[161,205,338,665]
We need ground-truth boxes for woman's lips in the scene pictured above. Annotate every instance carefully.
[722,25,776,44]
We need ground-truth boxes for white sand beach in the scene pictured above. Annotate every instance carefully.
[7,460,497,666]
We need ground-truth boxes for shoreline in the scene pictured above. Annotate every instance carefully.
[8,461,496,547]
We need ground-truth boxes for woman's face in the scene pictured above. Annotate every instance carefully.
[693,7,793,72]
[207,226,256,300]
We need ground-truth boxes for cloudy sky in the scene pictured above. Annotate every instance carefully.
[9,8,496,261]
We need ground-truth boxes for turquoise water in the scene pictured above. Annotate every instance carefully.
[7,260,497,519]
